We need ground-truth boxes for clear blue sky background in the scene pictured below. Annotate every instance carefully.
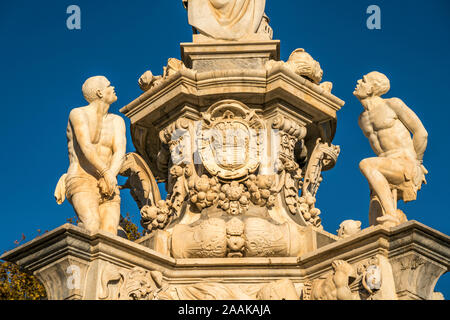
[1,0,449,298]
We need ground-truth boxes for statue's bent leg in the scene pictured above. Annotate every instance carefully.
[359,157,405,217]
[70,192,101,233]
[99,196,121,235]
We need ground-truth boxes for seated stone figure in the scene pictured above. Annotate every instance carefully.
[55,76,126,234]
[353,71,428,227]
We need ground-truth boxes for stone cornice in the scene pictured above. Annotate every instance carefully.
[120,67,345,126]
[3,221,448,282]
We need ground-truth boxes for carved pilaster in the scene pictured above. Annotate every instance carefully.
[390,252,447,300]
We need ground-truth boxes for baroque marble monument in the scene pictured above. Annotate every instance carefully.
[1,1,449,301]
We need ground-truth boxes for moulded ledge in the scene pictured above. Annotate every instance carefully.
[2,220,448,300]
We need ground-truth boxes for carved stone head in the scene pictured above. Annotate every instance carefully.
[353,71,390,99]
[286,49,323,84]
[82,76,117,104]
[337,220,362,239]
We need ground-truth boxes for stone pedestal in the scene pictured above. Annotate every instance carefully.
[119,40,345,260]
[181,41,280,72]
[2,221,448,300]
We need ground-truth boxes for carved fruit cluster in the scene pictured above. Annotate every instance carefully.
[244,174,276,208]
[298,195,321,227]
[140,164,188,232]
[186,172,278,216]
[140,200,170,232]
[188,175,220,211]
[218,181,249,216]
[282,164,322,228]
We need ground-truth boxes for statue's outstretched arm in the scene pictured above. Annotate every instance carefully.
[387,98,428,161]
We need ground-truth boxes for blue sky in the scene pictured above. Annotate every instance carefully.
[1,0,449,297]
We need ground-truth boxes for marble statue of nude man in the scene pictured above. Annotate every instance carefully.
[353,71,428,227]
[55,76,126,234]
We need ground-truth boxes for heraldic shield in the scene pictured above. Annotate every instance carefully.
[197,100,265,181]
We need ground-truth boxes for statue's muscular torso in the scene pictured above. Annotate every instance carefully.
[67,106,121,178]
[359,99,416,160]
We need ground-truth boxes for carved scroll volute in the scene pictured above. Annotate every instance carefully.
[272,114,340,228]
[159,118,192,169]
[271,115,310,226]
[120,152,162,209]
[159,117,193,190]
[299,138,340,227]
[147,118,194,230]
[119,152,173,233]
[302,139,340,196]
[130,123,164,181]
[122,118,195,234]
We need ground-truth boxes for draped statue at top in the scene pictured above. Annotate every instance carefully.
[183,0,272,41]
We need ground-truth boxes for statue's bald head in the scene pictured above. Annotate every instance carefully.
[366,71,390,96]
[82,76,110,103]
[354,71,391,100]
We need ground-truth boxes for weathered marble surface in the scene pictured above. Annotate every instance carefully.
[180,40,280,71]
[354,72,428,228]
[54,76,126,235]
[183,0,272,41]
[2,221,448,300]
[116,40,345,260]
[39,2,448,301]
